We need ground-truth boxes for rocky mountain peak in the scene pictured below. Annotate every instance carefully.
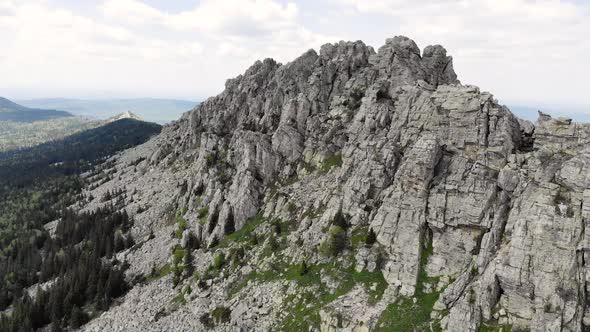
[79,36,590,332]
[106,111,142,123]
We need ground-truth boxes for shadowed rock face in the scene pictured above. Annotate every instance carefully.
[79,36,590,331]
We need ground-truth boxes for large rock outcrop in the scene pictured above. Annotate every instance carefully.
[75,36,590,331]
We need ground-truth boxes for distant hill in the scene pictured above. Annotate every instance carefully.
[0,97,72,122]
[0,118,162,182]
[0,117,101,152]
[17,98,197,124]
[106,111,142,123]
[0,109,156,153]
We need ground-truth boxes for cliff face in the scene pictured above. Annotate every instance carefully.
[79,36,590,331]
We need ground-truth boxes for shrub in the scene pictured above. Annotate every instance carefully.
[287,202,297,213]
[321,225,347,257]
[172,271,181,288]
[470,265,478,277]
[183,250,194,278]
[197,206,209,217]
[365,228,377,246]
[272,220,282,235]
[298,260,309,276]
[199,313,214,328]
[229,247,245,267]
[249,233,259,246]
[319,153,343,173]
[332,209,348,229]
[211,306,231,324]
[268,235,279,251]
[213,253,225,270]
[208,236,219,249]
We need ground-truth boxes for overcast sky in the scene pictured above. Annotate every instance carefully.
[1,0,589,113]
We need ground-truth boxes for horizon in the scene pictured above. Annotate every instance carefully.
[1,0,589,115]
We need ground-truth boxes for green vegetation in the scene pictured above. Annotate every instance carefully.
[171,285,192,306]
[175,214,187,238]
[147,263,173,282]
[301,204,326,220]
[287,202,297,213]
[319,209,350,256]
[375,233,442,331]
[171,246,188,287]
[211,306,231,324]
[476,323,513,332]
[225,250,387,330]
[0,96,72,123]
[332,208,348,229]
[297,260,309,276]
[218,214,266,247]
[197,206,209,225]
[351,225,378,249]
[319,226,347,257]
[0,118,157,330]
[0,205,133,331]
[213,253,226,270]
[0,117,101,152]
[319,153,343,174]
[366,228,377,246]
[278,262,387,330]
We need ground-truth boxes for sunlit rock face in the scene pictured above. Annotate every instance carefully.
[79,36,590,332]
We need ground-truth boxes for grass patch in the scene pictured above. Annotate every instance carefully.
[172,246,187,264]
[175,216,187,238]
[477,323,513,332]
[351,226,369,248]
[301,205,326,220]
[197,206,209,225]
[212,252,225,270]
[218,213,266,247]
[146,263,173,282]
[319,153,343,174]
[375,232,442,331]
[279,262,386,330]
[171,290,187,305]
[227,257,387,330]
[211,306,231,324]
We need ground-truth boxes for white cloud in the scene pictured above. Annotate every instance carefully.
[2,0,588,111]
[338,0,590,108]
[0,2,208,98]
[99,0,334,62]
[101,0,299,36]
[101,0,164,25]
[0,0,336,99]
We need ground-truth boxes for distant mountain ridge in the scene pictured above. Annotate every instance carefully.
[0,96,158,152]
[0,118,162,182]
[17,98,197,124]
[106,111,142,123]
[0,97,72,122]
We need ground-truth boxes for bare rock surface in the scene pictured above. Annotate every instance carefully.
[75,36,590,331]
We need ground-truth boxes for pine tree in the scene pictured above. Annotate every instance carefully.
[298,260,309,276]
[333,208,348,229]
[224,210,235,235]
[365,228,377,246]
[183,250,194,279]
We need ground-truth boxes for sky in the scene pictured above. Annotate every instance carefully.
[0,0,589,115]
